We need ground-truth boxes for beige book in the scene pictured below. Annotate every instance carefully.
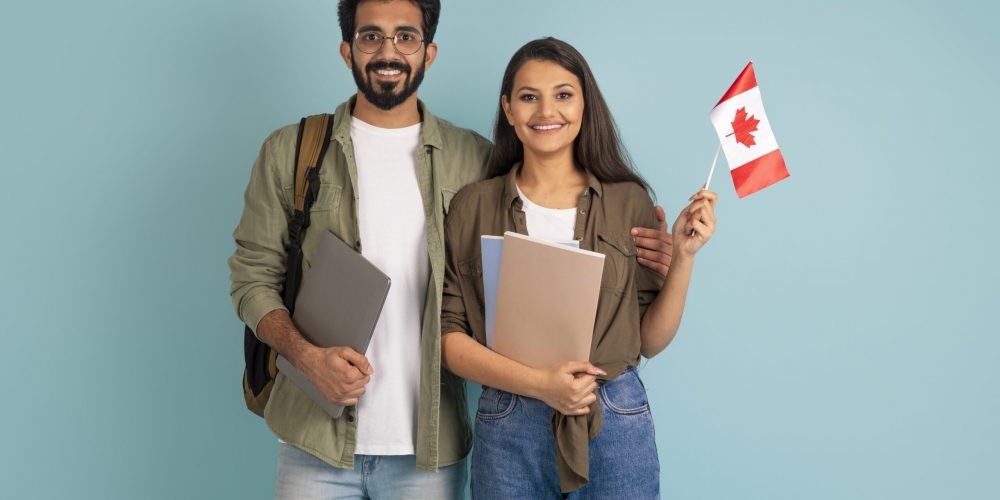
[493,231,606,368]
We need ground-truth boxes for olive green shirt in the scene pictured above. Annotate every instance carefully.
[440,165,665,492]
[228,96,491,472]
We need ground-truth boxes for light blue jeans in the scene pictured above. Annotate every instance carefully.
[275,443,467,500]
[471,366,660,499]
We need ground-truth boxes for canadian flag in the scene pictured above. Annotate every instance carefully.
[710,62,789,198]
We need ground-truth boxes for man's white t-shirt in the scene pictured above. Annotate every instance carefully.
[350,117,427,455]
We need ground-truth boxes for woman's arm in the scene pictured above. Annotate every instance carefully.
[639,190,717,358]
[439,189,604,416]
[442,331,605,416]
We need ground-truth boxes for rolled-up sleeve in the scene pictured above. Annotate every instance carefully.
[635,194,666,319]
[440,195,471,337]
[228,131,291,335]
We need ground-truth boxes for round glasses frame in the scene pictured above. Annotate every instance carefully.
[353,30,425,55]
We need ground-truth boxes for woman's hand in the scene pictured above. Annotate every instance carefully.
[672,189,718,259]
[534,361,605,416]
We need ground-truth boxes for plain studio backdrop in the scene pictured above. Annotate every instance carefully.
[1,1,997,499]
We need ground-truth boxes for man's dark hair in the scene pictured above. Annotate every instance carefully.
[338,0,441,43]
[487,37,652,194]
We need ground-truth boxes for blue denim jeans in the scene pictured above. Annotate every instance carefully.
[275,442,467,499]
[471,366,660,499]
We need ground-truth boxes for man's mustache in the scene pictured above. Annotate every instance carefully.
[366,60,410,74]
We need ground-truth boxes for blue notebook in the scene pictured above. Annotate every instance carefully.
[481,235,579,347]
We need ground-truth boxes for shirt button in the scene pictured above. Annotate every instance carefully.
[347,415,355,422]
[580,210,587,215]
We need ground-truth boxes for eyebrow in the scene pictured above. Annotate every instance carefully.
[516,83,577,93]
[356,24,421,34]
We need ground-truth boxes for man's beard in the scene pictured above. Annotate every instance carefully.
[351,56,426,111]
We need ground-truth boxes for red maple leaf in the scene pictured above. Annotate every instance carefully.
[727,107,760,148]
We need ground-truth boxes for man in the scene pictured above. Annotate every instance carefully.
[228,1,673,498]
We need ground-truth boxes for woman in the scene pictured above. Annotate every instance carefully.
[440,38,717,498]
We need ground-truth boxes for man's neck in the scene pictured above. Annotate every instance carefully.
[351,92,422,128]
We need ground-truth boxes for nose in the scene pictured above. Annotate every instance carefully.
[538,95,556,119]
[377,34,402,59]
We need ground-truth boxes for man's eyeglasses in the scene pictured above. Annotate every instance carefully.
[354,30,424,55]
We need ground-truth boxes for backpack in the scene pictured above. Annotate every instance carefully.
[242,113,335,417]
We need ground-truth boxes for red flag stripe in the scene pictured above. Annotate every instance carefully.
[715,62,758,107]
[730,149,789,198]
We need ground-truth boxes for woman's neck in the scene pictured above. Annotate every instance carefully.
[518,148,587,209]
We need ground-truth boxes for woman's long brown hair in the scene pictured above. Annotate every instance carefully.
[486,37,652,195]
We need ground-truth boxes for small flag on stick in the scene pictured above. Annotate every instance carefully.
[707,62,789,198]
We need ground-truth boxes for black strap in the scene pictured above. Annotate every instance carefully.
[283,114,334,312]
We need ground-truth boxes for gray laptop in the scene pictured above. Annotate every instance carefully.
[276,230,391,418]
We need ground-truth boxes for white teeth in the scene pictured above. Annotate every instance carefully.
[376,69,401,76]
[532,124,563,130]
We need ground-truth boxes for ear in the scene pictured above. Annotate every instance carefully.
[339,41,352,69]
[501,95,514,126]
[423,42,438,70]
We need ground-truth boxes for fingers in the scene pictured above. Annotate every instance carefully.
[562,392,597,415]
[340,386,367,399]
[337,347,373,375]
[564,361,606,377]
[687,203,715,227]
[636,246,671,262]
[330,356,369,383]
[571,377,597,398]
[654,205,668,233]
[634,223,673,277]
[688,219,710,240]
[329,385,367,405]
[636,256,669,277]
[689,190,718,210]
[571,393,597,415]
[319,369,369,405]
[560,390,598,416]
[688,201,716,231]
[332,369,371,391]
[680,195,717,231]
[633,233,672,253]
[632,205,672,244]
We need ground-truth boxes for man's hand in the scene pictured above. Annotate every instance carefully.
[631,205,673,277]
[256,309,373,406]
[297,346,373,406]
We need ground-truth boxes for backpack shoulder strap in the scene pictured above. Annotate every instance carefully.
[282,113,334,310]
[293,113,334,213]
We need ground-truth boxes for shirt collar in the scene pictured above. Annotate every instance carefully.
[332,95,443,149]
[502,162,604,208]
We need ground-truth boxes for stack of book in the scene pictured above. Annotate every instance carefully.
[481,232,605,368]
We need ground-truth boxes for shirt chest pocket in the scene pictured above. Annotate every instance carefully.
[283,182,344,213]
[596,232,637,294]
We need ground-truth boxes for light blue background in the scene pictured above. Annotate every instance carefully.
[2,1,997,498]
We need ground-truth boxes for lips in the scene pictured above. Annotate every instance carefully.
[367,61,409,82]
[529,122,566,134]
